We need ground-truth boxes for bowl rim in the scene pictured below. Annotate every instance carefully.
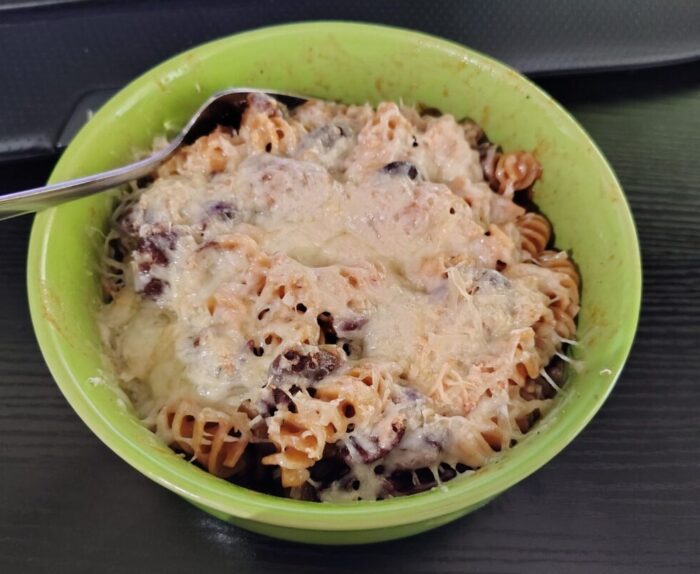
[26,21,642,531]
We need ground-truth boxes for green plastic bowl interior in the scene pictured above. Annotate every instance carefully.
[27,22,641,545]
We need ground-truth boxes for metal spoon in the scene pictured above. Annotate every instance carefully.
[0,88,309,220]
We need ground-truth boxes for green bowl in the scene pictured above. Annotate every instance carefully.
[27,22,641,544]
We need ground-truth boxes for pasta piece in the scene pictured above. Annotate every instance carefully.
[293,99,347,131]
[443,382,551,467]
[263,412,328,487]
[507,258,579,341]
[531,312,560,363]
[511,333,544,386]
[262,388,347,487]
[157,127,241,177]
[495,151,542,197]
[157,400,250,478]
[516,212,552,258]
[314,375,388,431]
[538,249,581,287]
[537,250,580,340]
[262,361,405,483]
[239,93,300,154]
[345,102,417,179]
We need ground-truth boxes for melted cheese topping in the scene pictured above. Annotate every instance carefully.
[100,96,576,501]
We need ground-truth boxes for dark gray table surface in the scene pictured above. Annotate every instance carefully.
[3,0,700,162]
[1,60,700,574]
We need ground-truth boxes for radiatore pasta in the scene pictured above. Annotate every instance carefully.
[100,94,579,501]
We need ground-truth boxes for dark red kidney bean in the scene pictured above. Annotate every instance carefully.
[142,278,166,298]
[136,230,177,268]
[337,316,367,333]
[206,200,237,221]
[382,161,419,180]
[271,387,290,407]
[546,356,566,387]
[316,312,338,344]
[387,467,448,496]
[386,470,416,494]
[137,238,168,266]
[309,457,351,488]
[296,482,320,502]
[269,346,342,382]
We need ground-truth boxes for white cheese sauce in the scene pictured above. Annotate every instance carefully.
[100,96,575,500]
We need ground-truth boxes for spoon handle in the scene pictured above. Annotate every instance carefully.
[0,151,168,221]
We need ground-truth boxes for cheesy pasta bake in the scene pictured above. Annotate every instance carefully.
[100,94,579,501]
